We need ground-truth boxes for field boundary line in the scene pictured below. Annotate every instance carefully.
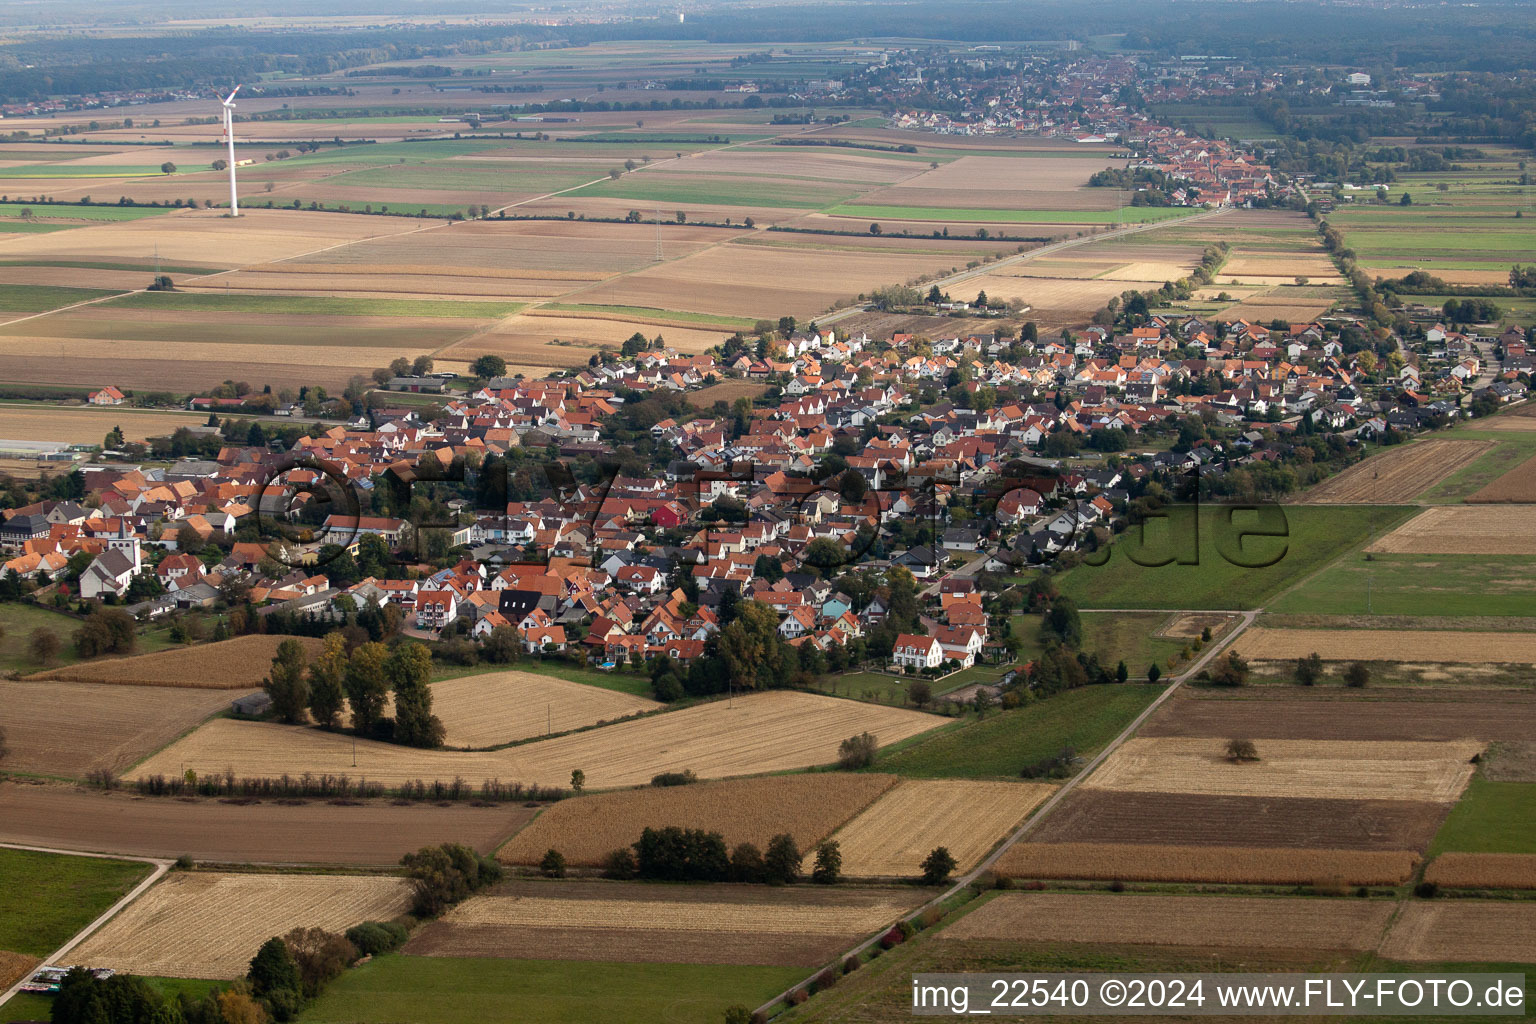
[755,609,1257,1018]
[0,842,172,1009]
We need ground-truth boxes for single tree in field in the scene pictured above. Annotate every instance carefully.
[344,641,390,735]
[540,849,567,878]
[160,161,177,174]
[837,731,878,769]
[570,769,585,794]
[470,354,507,379]
[306,632,347,729]
[920,846,957,885]
[1295,652,1324,686]
[387,642,443,748]
[1115,660,1129,683]
[1344,662,1371,688]
[907,679,933,709]
[28,627,61,665]
[1225,738,1260,762]
[410,354,434,377]
[764,833,801,885]
[388,356,411,377]
[264,638,310,724]
[1147,663,1161,683]
[812,840,842,885]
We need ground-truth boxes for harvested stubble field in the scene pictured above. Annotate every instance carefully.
[135,690,944,788]
[499,773,896,867]
[1027,790,1447,852]
[0,680,229,778]
[0,950,39,991]
[1301,439,1493,504]
[70,872,411,979]
[1367,504,1536,555]
[1233,627,1536,665]
[1467,454,1536,503]
[688,380,767,406]
[0,406,208,445]
[1143,691,1536,742]
[406,880,925,967]
[814,780,1053,878]
[0,782,532,865]
[1469,416,1536,431]
[439,313,728,371]
[1157,612,1238,640]
[995,843,1419,885]
[1380,902,1536,963]
[1084,738,1482,803]
[421,670,659,748]
[1424,853,1536,890]
[28,635,326,689]
[944,893,1397,950]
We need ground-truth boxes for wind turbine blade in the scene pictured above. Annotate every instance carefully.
[223,84,242,105]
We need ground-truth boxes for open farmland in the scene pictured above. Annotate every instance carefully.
[1367,505,1536,555]
[499,773,896,867]
[0,680,229,778]
[133,690,944,788]
[0,783,532,866]
[1468,454,1536,503]
[1424,853,1536,890]
[406,880,923,967]
[815,780,1053,878]
[68,871,413,979]
[0,405,208,444]
[1027,790,1448,851]
[1380,902,1536,963]
[0,847,151,957]
[438,312,728,372]
[1084,737,1482,802]
[944,892,1397,950]
[1300,439,1493,504]
[994,843,1419,885]
[1143,690,1536,741]
[422,670,659,748]
[28,634,326,689]
[0,951,38,993]
[1233,626,1536,664]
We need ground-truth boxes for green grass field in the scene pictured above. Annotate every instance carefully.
[1429,777,1536,856]
[573,176,859,209]
[300,955,806,1024]
[326,162,602,193]
[0,203,171,222]
[0,603,86,674]
[875,684,1163,779]
[828,204,1194,224]
[0,283,119,313]
[104,292,524,319]
[0,165,168,178]
[1055,505,1413,611]
[1416,428,1536,503]
[0,848,151,957]
[1267,551,1536,618]
[1009,611,1186,673]
[433,658,656,698]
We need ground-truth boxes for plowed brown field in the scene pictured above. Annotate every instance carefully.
[1367,505,1536,554]
[405,880,925,966]
[944,893,1396,950]
[27,635,326,689]
[1301,439,1492,503]
[69,872,413,979]
[1145,691,1536,741]
[1027,790,1447,850]
[499,773,896,867]
[995,843,1419,885]
[1233,627,1536,665]
[1380,902,1536,962]
[1467,454,1536,503]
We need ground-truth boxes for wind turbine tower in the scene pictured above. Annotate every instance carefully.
[221,85,242,216]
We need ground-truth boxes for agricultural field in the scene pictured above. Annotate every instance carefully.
[406,880,922,967]
[27,634,326,689]
[302,954,806,1024]
[1299,439,1493,504]
[134,690,944,788]
[499,773,896,867]
[994,843,1420,885]
[1429,777,1536,855]
[1379,902,1536,963]
[1233,626,1536,664]
[1142,690,1536,742]
[0,404,210,445]
[1467,454,1536,503]
[1054,505,1412,610]
[0,847,151,957]
[68,871,413,979]
[1268,550,1536,618]
[875,684,1164,779]
[0,680,229,778]
[421,670,659,748]
[1008,611,1187,673]
[1083,737,1482,802]
[1028,789,1448,851]
[0,602,86,675]
[814,780,1054,878]
[1424,853,1536,890]
[944,893,1396,950]
[0,783,531,866]
[1367,505,1536,555]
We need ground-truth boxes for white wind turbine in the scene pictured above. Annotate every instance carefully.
[221,85,242,216]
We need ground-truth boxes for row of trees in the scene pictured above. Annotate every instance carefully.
[264,635,444,748]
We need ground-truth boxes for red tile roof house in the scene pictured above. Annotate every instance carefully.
[414,589,458,631]
[89,386,126,406]
[892,633,944,670]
